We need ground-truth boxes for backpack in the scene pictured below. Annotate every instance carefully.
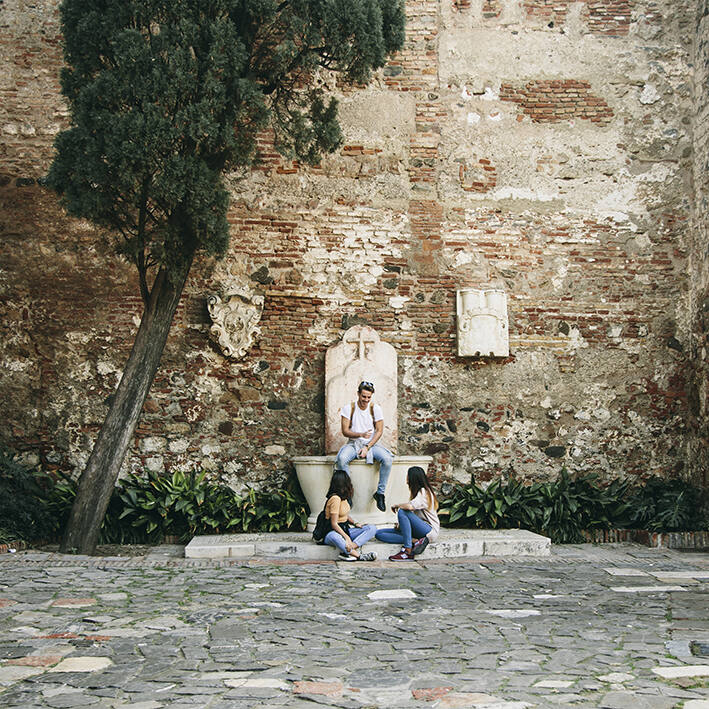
[312,507,329,544]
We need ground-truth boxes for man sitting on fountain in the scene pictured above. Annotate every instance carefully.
[335,380,393,511]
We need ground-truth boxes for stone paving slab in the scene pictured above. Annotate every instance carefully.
[184,528,551,559]
[1,543,708,707]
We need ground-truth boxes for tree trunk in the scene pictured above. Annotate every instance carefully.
[60,254,194,554]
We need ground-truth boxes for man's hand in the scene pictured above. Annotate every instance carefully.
[345,539,355,552]
[357,446,369,458]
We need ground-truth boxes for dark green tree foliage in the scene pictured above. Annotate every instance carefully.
[47,0,404,554]
[49,0,404,295]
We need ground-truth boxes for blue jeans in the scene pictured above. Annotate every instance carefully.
[335,442,393,495]
[325,524,378,555]
[375,508,432,549]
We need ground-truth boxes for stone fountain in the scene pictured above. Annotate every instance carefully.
[294,326,432,529]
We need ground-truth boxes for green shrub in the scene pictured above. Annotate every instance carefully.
[625,476,704,532]
[439,470,707,543]
[0,446,62,543]
[0,446,308,545]
[108,468,308,543]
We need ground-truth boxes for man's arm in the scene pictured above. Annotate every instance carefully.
[357,418,383,458]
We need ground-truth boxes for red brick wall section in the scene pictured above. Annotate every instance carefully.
[383,0,439,93]
[499,80,614,125]
[585,0,633,35]
[523,0,632,35]
[453,0,632,35]
[482,0,502,19]
[459,158,497,193]
[1,0,66,179]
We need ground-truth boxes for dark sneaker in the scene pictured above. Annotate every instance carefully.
[338,552,357,562]
[388,549,414,561]
[412,536,429,556]
[373,492,386,512]
[358,551,377,562]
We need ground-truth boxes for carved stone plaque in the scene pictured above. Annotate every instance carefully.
[207,290,264,359]
[456,288,509,357]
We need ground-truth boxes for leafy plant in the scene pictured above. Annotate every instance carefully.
[110,468,308,543]
[0,447,61,543]
[626,476,703,532]
[439,470,708,543]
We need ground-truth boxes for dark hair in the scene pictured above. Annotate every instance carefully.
[406,466,438,510]
[327,469,354,501]
[358,380,375,393]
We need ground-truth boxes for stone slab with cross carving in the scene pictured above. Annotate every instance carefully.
[324,325,397,454]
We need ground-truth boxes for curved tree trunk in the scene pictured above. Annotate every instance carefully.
[61,254,194,554]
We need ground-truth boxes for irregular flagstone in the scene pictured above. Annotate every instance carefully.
[292,680,343,696]
[97,592,129,602]
[684,701,709,708]
[533,679,574,688]
[650,571,709,579]
[599,691,677,708]
[48,657,113,673]
[651,665,709,679]
[223,677,289,689]
[411,686,453,700]
[51,598,97,607]
[0,599,17,607]
[199,671,253,681]
[486,609,541,618]
[44,691,100,707]
[598,672,635,682]
[439,693,530,708]
[603,568,651,577]
[7,654,63,666]
[367,589,416,600]
[611,586,687,593]
[652,575,700,584]
[0,665,46,684]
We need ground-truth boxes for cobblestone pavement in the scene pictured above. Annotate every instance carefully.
[0,543,708,708]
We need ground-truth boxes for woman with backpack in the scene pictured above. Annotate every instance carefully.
[319,469,378,561]
[375,465,439,561]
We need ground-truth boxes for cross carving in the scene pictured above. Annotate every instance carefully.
[343,327,378,360]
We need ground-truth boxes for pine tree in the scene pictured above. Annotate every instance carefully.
[48,0,405,553]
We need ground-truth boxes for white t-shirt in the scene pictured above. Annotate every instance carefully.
[340,402,383,444]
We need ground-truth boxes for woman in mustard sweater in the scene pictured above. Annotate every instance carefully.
[323,470,378,561]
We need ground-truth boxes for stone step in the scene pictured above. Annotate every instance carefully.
[184,528,551,560]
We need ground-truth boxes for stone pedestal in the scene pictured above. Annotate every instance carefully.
[293,455,433,529]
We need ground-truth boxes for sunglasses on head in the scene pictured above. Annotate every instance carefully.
[359,381,374,389]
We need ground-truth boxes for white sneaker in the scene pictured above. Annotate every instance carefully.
[338,552,357,562]
[357,551,377,562]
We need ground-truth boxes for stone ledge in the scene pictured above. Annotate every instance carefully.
[184,528,551,560]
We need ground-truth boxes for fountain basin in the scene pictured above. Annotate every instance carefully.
[294,455,433,529]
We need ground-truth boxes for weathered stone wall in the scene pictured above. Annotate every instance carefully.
[687,0,709,489]
[0,0,702,490]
